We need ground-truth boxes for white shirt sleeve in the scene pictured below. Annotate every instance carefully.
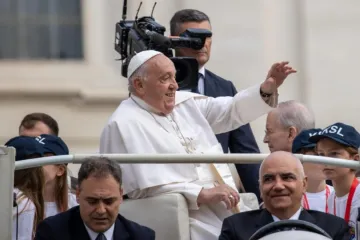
[13,197,36,240]
[127,182,203,210]
[194,84,274,134]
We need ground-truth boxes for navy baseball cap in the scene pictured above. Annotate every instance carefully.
[309,122,360,149]
[34,134,69,156]
[5,136,45,161]
[292,128,322,153]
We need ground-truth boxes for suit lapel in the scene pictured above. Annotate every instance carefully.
[68,209,131,240]
[69,207,91,240]
[298,210,316,224]
[113,216,130,240]
[255,209,316,227]
[255,209,275,228]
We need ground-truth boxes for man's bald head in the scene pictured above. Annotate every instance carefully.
[259,151,305,180]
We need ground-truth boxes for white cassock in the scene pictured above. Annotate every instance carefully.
[99,84,275,240]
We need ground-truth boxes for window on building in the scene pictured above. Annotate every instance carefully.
[0,0,83,60]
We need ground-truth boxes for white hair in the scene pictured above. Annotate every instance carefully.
[259,151,305,182]
[128,62,148,93]
[275,100,315,132]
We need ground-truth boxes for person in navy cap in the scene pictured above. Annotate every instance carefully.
[33,134,78,219]
[5,136,46,240]
[309,122,360,239]
[292,128,334,213]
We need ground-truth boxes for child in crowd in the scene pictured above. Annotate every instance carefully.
[6,134,78,240]
[6,136,46,240]
[292,128,334,213]
[36,134,78,217]
[309,122,360,239]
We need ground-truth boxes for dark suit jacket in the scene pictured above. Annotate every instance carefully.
[204,69,261,198]
[218,209,350,240]
[35,206,155,240]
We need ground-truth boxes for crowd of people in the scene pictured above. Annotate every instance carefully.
[5,8,360,240]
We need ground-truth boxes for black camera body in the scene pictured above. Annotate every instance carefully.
[114,1,212,91]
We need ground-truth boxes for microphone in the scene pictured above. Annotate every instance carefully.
[145,30,171,47]
[168,36,203,50]
[144,30,204,50]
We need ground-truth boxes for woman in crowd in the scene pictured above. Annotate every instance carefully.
[309,122,360,238]
[292,128,334,213]
[6,136,46,240]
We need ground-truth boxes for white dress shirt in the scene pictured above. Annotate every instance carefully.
[84,223,114,240]
[272,208,302,222]
[197,66,206,94]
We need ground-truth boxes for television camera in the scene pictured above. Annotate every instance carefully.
[114,0,212,90]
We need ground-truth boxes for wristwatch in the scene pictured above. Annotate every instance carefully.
[260,88,273,98]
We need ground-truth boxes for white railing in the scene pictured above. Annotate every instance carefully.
[0,146,16,240]
[14,153,360,169]
[1,145,360,239]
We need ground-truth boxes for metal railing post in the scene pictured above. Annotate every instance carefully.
[0,146,15,239]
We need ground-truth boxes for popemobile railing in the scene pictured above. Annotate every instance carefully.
[1,145,360,239]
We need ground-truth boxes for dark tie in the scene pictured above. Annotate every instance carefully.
[191,73,203,93]
[95,233,106,240]
[198,72,203,79]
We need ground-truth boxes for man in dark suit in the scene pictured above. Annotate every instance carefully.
[170,9,261,198]
[35,157,155,240]
[218,151,350,240]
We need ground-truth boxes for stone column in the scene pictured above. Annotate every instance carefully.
[261,0,307,103]
[82,0,109,65]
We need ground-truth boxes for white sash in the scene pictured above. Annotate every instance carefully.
[196,143,241,213]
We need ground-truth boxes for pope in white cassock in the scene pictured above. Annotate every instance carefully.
[99,50,296,239]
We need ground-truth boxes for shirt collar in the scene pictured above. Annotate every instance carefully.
[198,66,205,78]
[84,223,114,240]
[271,207,302,222]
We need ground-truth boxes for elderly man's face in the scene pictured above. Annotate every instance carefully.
[260,152,306,214]
[136,54,178,115]
[263,111,294,152]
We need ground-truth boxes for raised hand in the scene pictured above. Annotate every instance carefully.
[261,61,297,94]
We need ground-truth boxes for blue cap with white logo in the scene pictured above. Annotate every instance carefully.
[309,122,360,149]
[35,134,69,156]
[292,128,322,153]
[5,136,45,161]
